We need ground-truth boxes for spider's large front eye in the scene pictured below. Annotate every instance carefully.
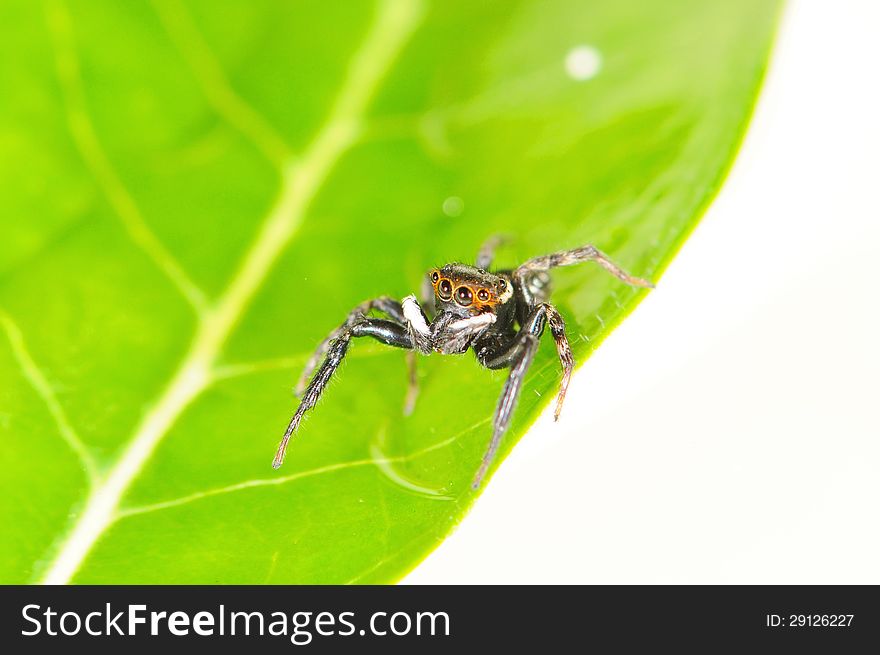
[437,279,453,300]
[455,286,474,306]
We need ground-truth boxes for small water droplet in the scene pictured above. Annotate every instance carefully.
[442,196,464,217]
[565,45,602,81]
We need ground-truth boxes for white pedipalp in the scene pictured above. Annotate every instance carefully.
[448,312,496,332]
[402,295,430,337]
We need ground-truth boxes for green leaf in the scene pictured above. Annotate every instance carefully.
[0,0,780,583]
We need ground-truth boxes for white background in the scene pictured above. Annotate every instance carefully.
[404,0,880,584]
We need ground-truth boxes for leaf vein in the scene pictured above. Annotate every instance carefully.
[0,312,99,483]
[116,428,458,521]
[151,0,292,166]
[44,0,210,315]
[37,0,425,585]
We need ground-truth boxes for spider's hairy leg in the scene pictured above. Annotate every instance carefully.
[473,331,539,489]
[404,350,419,416]
[419,275,435,316]
[295,296,405,396]
[470,302,569,487]
[273,318,413,469]
[543,304,574,421]
[516,301,572,420]
[475,234,510,270]
[515,244,654,297]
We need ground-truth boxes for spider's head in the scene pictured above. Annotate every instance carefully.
[428,263,513,317]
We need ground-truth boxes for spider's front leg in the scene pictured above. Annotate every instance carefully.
[296,296,422,417]
[295,296,405,395]
[471,303,572,488]
[273,316,412,469]
[473,330,540,489]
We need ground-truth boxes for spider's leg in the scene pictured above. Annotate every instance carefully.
[472,331,540,488]
[406,271,442,410]
[295,296,405,396]
[470,302,569,487]
[516,300,575,420]
[475,234,510,270]
[514,244,653,305]
[543,304,574,421]
[419,275,436,316]
[403,350,419,416]
[274,318,412,469]
[405,281,437,412]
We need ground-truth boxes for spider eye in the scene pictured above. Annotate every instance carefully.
[498,279,507,292]
[437,279,453,299]
[455,286,474,306]
[477,289,489,302]
[431,271,440,283]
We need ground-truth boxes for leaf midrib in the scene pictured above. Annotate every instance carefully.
[37,0,425,585]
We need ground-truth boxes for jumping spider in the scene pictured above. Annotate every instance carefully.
[273,237,653,488]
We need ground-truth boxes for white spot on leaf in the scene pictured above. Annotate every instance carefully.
[442,196,464,217]
[565,45,602,81]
